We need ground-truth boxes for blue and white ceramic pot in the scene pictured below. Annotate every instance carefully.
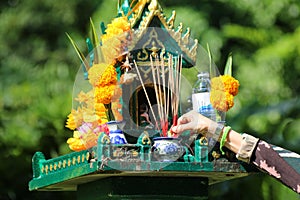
[152,137,184,162]
[106,121,127,145]
[109,129,127,144]
[106,121,126,131]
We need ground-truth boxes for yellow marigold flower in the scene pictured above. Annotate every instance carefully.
[101,39,122,63]
[88,63,107,87]
[99,117,108,124]
[75,91,93,104]
[110,16,130,31]
[65,109,84,130]
[101,17,131,62]
[101,17,130,43]
[210,75,239,112]
[94,102,108,123]
[105,28,124,38]
[210,90,234,112]
[67,131,86,151]
[67,137,86,151]
[73,108,84,126]
[95,102,106,112]
[220,75,239,96]
[94,85,116,104]
[73,130,81,138]
[211,76,224,91]
[65,112,77,130]
[211,75,239,96]
[99,65,117,86]
[88,64,117,87]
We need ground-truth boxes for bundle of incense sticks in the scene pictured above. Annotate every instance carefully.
[134,53,182,137]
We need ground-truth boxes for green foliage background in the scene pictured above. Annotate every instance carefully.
[0,0,299,199]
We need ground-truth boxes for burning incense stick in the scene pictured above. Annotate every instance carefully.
[141,53,184,137]
[160,53,169,136]
[150,56,162,127]
[155,56,167,136]
[166,56,171,128]
[173,56,182,127]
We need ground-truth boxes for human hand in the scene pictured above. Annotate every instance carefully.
[171,110,212,135]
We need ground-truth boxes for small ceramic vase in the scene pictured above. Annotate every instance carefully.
[152,137,184,161]
[106,121,127,145]
[109,129,127,144]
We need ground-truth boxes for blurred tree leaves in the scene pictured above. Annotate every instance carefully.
[1,0,300,199]
[0,0,101,199]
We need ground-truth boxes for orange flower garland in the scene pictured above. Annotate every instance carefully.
[101,17,131,64]
[65,112,77,130]
[94,85,116,105]
[98,65,117,86]
[88,64,107,86]
[66,16,130,151]
[101,17,131,42]
[94,102,107,121]
[210,75,239,112]
[65,108,84,130]
[88,64,117,87]
[66,131,86,151]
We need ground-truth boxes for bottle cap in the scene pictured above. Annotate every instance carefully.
[197,71,210,78]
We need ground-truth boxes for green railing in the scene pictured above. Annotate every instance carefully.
[29,131,253,192]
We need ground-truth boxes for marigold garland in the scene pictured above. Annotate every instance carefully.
[101,17,131,63]
[65,112,77,130]
[65,109,84,130]
[94,85,116,105]
[67,131,86,151]
[101,17,131,42]
[88,64,106,86]
[66,16,131,151]
[94,102,108,123]
[88,64,117,87]
[98,65,117,86]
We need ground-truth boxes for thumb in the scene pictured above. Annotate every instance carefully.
[171,123,192,134]
[177,116,191,125]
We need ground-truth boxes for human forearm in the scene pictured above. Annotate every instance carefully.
[223,129,243,154]
[209,121,259,163]
[172,111,300,194]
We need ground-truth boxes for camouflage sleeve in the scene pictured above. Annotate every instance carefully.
[251,140,300,194]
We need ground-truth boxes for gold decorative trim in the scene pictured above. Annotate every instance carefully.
[167,10,176,29]
[141,134,151,145]
[130,0,197,64]
[86,152,90,161]
[199,137,208,146]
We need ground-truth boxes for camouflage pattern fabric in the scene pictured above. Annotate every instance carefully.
[252,140,300,194]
